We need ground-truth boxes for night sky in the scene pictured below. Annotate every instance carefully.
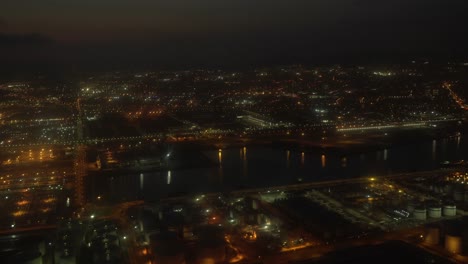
[1,0,468,73]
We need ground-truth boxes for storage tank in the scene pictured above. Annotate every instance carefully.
[443,204,457,217]
[252,199,258,210]
[413,207,427,220]
[445,235,463,254]
[428,206,442,218]
[425,225,440,245]
[406,201,416,213]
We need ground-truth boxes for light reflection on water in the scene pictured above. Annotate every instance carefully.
[89,135,468,202]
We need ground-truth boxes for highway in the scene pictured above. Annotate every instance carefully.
[161,168,455,203]
[0,224,56,236]
[0,117,461,149]
[259,227,424,264]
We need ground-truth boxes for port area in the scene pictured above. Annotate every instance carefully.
[25,168,468,264]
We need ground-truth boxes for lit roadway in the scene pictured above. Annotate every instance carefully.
[162,169,456,203]
[257,227,428,264]
[0,224,56,236]
[0,118,461,149]
[260,226,468,264]
[444,82,468,110]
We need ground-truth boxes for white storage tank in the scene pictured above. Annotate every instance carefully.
[413,208,427,220]
[406,201,416,213]
[428,206,442,218]
[443,205,457,217]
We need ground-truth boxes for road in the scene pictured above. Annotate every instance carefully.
[254,227,424,264]
[0,118,461,149]
[161,168,455,203]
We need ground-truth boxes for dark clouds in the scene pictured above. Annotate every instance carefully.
[0,32,53,47]
[0,17,7,29]
[0,0,468,73]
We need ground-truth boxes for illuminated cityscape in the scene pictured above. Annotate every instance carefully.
[1,62,468,263]
[2,1,468,263]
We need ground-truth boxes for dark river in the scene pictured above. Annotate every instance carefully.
[86,135,465,202]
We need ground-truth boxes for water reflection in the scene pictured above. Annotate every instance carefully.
[95,134,468,202]
[218,149,222,165]
[341,156,347,168]
[139,173,144,190]
[242,147,247,178]
[218,149,223,184]
[167,170,171,185]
